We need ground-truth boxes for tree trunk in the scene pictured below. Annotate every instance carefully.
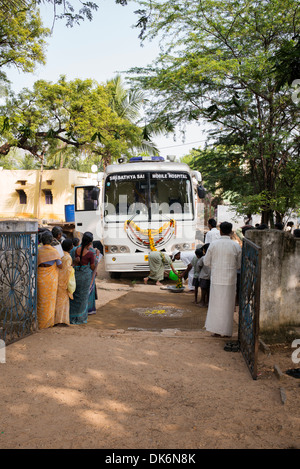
[269,210,274,228]
[261,210,269,226]
[0,142,11,155]
[275,211,283,224]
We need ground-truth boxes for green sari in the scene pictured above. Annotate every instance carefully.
[148,251,172,281]
[69,246,93,324]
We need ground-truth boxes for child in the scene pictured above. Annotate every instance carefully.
[72,237,80,247]
[197,243,210,307]
[192,248,204,303]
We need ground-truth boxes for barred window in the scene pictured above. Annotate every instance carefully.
[16,189,27,204]
[43,189,53,205]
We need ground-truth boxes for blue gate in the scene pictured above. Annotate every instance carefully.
[0,231,38,344]
[238,237,262,380]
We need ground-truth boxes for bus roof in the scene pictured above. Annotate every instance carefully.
[105,161,192,175]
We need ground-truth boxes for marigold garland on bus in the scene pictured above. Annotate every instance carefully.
[148,229,157,251]
[124,219,176,251]
[125,219,175,236]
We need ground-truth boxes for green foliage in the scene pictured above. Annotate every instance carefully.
[0,147,39,169]
[33,1,99,27]
[33,1,129,27]
[128,0,300,221]
[189,145,252,199]
[0,76,144,167]
[106,75,144,122]
[105,74,167,156]
[0,4,50,81]
[188,142,300,219]
[270,36,300,90]
[1,1,130,28]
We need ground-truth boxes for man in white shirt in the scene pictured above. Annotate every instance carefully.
[172,250,195,291]
[203,221,242,337]
[205,218,221,244]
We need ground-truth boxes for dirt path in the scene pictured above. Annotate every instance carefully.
[0,262,299,449]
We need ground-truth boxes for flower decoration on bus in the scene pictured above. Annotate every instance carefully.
[148,229,156,251]
[124,219,176,250]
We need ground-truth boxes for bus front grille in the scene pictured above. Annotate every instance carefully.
[133,265,149,271]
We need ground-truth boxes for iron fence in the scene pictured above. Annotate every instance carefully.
[0,231,38,344]
[238,237,262,379]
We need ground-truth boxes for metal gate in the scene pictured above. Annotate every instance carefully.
[238,237,262,379]
[0,231,38,344]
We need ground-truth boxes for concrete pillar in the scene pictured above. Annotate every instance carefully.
[246,229,300,331]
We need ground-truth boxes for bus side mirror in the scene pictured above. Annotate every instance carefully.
[197,185,206,199]
[91,187,100,200]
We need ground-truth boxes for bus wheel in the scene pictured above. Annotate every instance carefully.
[110,272,121,279]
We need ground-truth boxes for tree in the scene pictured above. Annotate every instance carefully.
[0,76,143,168]
[270,35,300,90]
[106,74,171,156]
[33,1,130,27]
[0,147,39,169]
[127,0,300,224]
[34,0,99,27]
[0,0,131,86]
[0,2,50,83]
[107,74,145,122]
[0,1,132,27]
[187,145,300,224]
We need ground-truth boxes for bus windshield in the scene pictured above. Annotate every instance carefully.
[104,171,194,223]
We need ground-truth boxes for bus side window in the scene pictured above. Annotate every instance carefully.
[77,187,99,211]
[83,189,92,210]
[84,196,96,210]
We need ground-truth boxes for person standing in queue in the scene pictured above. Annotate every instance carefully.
[69,232,97,324]
[54,238,74,326]
[203,222,241,337]
[37,231,62,329]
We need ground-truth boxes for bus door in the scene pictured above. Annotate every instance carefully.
[74,185,102,240]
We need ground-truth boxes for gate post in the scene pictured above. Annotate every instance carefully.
[238,237,262,379]
[0,220,38,344]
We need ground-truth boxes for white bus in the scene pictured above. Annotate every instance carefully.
[74,156,204,275]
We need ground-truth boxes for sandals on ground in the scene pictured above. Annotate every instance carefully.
[224,341,240,352]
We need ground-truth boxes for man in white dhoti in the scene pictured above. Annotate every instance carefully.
[203,222,242,337]
[172,250,195,291]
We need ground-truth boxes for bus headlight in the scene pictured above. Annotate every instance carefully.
[105,245,130,253]
[171,243,194,251]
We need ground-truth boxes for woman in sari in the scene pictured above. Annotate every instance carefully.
[69,232,97,324]
[37,231,62,329]
[144,251,178,286]
[54,238,74,326]
[87,241,102,315]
